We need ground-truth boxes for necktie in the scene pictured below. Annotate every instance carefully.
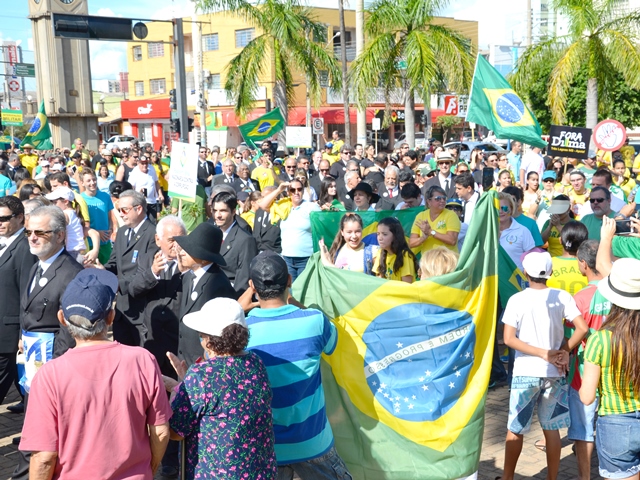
[445,179,450,192]
[388,188,393,198]
[163,261,175,281]
[126,228,133,246]
[0,242,6,251]
[30,265,43,295]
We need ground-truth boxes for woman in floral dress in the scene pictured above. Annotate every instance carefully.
[166,298,276,479]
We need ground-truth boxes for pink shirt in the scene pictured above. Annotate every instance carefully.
[21,342,172,480]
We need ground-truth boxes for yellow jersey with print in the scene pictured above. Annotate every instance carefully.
[19,153,39,175]
[411,209,461,255]
[546,256,587,295]
[372,250,416,281]
[251,166,277,191]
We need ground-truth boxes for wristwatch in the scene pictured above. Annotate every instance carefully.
[430,230,436,236]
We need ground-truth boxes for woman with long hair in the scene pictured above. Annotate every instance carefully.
[318,176,342,211]
[497,169,513,192]
[373,217,417,283]
[580,258,640,480]
[240,191,262,230]
[469,148,484,171]
[319,213,376,274]
[364,144,376,163]
[17,181,42,201]
[294,168,317,202]
[97,162,115,194]
[546,220,589,295]
[522,171,541,218]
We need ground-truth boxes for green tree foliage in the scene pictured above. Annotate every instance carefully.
[435,115,463,141]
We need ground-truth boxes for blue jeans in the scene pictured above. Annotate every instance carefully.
[283,256,310,283]
[596,411,640,479]
[277,446,352,480]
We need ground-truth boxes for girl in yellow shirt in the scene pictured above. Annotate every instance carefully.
[546,221,589,295]
[373,217,417,283]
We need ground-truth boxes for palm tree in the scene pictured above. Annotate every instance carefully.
[350,0,474,148]
[198,0,342,146]
[511,0,640,129]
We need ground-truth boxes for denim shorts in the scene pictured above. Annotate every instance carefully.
[507,376,570,435]
[277,446,352,480]
[567,386,598,442]
[596,411,640,479]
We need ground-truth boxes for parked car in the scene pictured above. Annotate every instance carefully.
[443,141,507,161]
[393,131,427,150]
[105,135,138,151]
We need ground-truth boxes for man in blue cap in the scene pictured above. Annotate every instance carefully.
[20,270,172,480]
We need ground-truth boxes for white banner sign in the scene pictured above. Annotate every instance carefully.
[168,141,199,202]
[286,126,312,148]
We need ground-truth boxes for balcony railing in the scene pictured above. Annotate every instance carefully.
[333,41,356,62]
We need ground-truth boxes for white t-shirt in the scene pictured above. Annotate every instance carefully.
[520,151,544,181]
[500,219,536,270]
[502,287,581,377]
[64,208,86,253]
[128,168,159,204]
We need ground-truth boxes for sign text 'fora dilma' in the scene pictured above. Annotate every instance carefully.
[548,125,592,159]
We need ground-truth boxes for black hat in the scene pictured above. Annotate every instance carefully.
[174,222,226,266]
[250,251,289,291]
[348,182,380,204]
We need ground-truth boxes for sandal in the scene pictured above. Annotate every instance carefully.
[534,439,546,452]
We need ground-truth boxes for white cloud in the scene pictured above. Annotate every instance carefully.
[95,8,123,18]
[152,1,194,20]
[89,41,127,80]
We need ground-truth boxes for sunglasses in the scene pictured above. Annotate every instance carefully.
[25,229,54,237]
[285,166,296,169]
[118,205,139,214]
[0,214,16,222]
[320,168,330,172]
[289,188,303,193]
[589,198,606,203]
[543,178,555,182]
[430,196,447,201]
[342,152,352,155]
[437,162,452,166]
[500,205,510,212]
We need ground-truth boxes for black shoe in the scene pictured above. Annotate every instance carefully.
[7,402,24,413]
[12,436,20,445]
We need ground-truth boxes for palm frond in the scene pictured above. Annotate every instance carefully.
[603,29,640,90]
[365,0,409,36]
[548,40,587,123]
[424,24,475,93]
[511,36,568,94]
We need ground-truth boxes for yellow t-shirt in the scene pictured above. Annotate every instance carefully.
[240,210,255,229]
[331,139,344,156]
[70,148,91,161]
[251,166,277,191]
[614,176,636,198]
[542,221,563,257]
[568,188,590,219]
[546,256,587,295]
[269,197,293,224]
[322,152,339,165]
[372,250,416,281]
[633,153,640,173]
[411,209,461,255]
[73,192,91,224]
[620,145,636,169]
[19,153,39,175]
[154,163,168,190]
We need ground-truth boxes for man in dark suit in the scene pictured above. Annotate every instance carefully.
[13,205,83,480]
[211,191,258,294]
[376,165,402,210]
[422,152,457,199]
[196,146,215,193]
[104,190,158,347]
[252,187,282,253]
[364,153,388,186]
[6,154,26,181]
[310,159,332,194]
[213,159,237,186]
[0,197,36,407]
[233,163,260,193]
[174,222,236,366]
[278,157,298,183]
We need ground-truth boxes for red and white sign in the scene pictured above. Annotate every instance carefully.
[593,119,626,152]
[8,79,20,92]
[121,98,170,119]
[444,95,459,115]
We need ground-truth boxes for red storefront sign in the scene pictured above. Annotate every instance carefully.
[121,98,171,119]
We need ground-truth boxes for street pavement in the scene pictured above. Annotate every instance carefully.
[0,384,599,479]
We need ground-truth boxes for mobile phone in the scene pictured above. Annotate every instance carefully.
[615,219,632,235]
[142,188,148,197]
[482,167,494,190]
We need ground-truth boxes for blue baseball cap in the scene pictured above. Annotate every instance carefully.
[61,270,118,323]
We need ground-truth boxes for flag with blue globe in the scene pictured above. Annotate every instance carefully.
[21,100,53,151]
[238,107,285,149]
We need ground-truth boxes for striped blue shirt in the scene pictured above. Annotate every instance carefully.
[246,304,338,465]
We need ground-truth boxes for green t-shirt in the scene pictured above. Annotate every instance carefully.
[170,185,207,233]
[581,211,616,241]
[612,235,640,259]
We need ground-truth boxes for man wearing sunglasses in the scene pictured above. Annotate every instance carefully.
[330,144,354,180]
[422,151,457,199]
[278,157,298,183]
[580,186,616,241]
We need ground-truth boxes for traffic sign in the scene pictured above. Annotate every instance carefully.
[1,109,23,127]
[312,117,324,135]
[593,119,626,152]
[14,63,35,78]
[372,118,381,131]
[444,95,459,115]
[8,79,20,92]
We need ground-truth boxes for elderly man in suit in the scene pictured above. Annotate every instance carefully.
[13,205,83,480]
[173,222,236,366]
[103,190,158,347]
[233,163,260,193]
[210,191,258,294]
[213,159,237,186]
[0,197,36,408]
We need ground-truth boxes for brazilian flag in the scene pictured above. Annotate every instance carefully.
[238,108,285,149]
[466,55,546,148]
[294,192,502,479]
[21,100,53,151]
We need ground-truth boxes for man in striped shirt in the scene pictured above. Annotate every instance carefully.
[245,251,351,480]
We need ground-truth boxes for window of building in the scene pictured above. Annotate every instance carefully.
[148,42,165,58]
[135,81,144,97]
[150,78,166,95]
[208,74,221,89]
[235,28,254,48]
[133,46,142,61]
[203,33,219,51]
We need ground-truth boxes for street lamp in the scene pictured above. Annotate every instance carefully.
[306,31,341,128]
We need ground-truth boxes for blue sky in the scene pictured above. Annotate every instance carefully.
[3,0,529,86]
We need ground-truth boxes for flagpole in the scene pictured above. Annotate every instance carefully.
[465,54,481,123]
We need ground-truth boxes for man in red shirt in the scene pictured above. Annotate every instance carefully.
[20,269,172,480]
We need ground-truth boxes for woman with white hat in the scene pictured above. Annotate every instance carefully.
[580,258,640,479]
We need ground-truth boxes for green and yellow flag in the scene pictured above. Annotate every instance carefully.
[238,108,285,149]
[466,55,546,148]
[294,192,501,479]
[21,100,53,151]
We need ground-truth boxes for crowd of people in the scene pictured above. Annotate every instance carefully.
[0,132,640,480]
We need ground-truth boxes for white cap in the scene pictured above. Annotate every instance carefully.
[101,149,112,156]
[39,160,50,167]
[183,298,247,337]
[522,251,553,279]
[45,186,74,202]
[51,164,64,171]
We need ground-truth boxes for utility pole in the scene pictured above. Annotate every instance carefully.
[338,0,351,145]
[526,0,532,46]
[192,9,206,146]
[173,18,189,142]
[355,0,366,147]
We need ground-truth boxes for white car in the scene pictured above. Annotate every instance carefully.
[393,131,427,149]
[105,135,138,151]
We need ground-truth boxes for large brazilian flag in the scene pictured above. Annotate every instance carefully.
[238,108,285,149]
[293,192,503,479]
[21,100,53,151]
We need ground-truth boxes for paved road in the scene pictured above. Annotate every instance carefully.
[0,384,599,479]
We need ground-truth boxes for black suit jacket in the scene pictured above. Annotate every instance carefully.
[252,208,282,253]
[278,172,295,183]
[220,222,258,294]
[128,255,182,376]
[20,250,83,357]
[213,173,237,186]
[178,265,236,366]
[337,185,355,211]
[105,219,158,328]
[0,234,37,354]
[233,177,260,193]
[422,174,458,199]
[197,160,215,188]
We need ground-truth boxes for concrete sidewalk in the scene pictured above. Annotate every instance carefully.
[0,384,599,479]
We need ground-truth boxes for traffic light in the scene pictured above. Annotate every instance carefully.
[169,89,177,111]
[170,118,180,133]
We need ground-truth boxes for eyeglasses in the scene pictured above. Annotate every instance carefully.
[285,166,296,169]
[430,196,447,201]
[132,156,139,159]
[342,152,352,155]
[0,214,16,222]
[320,168,330,172]
[437,162,452,166]
[118,205,139,214]
[500,205,510,212]
[24,229,54,237]
[289,188,303,193]
[589,197,606,203]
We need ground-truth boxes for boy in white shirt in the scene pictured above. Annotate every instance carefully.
[499,251,588,480]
